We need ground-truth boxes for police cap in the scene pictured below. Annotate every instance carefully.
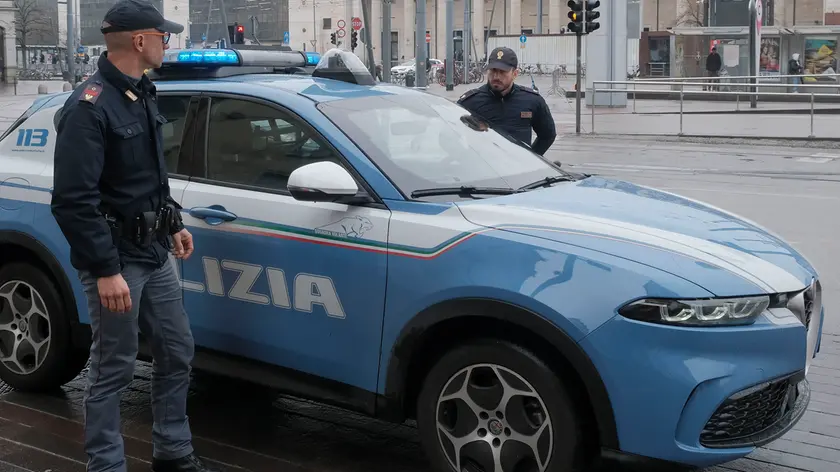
[486,47,518,71]
[100,0,184,35]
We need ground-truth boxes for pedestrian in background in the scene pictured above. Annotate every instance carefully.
[457,46,556,156]
[789,53,803,93]
[705,46,722,91]
[49,0,219,471]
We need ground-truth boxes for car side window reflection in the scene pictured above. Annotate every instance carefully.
[205,97,342,192]
[156,95,192,175]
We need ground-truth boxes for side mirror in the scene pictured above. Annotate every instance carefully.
[287,161,360,202]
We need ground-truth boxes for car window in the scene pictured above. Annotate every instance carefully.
[204,97,342,192]
[317,94,562,198]
[156,95,192,175]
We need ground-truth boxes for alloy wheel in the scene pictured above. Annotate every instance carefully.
[0,280,51,375]
[435,363,553,472]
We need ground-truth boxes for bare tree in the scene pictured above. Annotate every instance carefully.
[676,0,706,27]
[14,0,54,67]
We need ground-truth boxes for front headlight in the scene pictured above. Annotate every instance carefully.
[618,295,771,327]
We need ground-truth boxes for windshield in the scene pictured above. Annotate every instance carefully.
[317,94,565,200]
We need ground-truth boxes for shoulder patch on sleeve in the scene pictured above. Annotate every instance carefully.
[79,82,103,104]
[457,88,480,103]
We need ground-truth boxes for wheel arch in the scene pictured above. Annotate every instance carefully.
[0,229,87,345]
[378,297,619,450]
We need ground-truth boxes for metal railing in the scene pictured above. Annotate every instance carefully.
[590,75,840,138]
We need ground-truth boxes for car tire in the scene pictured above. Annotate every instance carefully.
[0,263,89,391]
[417,338,586,472]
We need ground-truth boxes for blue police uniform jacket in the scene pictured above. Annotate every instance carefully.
[50,52,184,278]
[457,83,557,155]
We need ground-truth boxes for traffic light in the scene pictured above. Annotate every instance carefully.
[350,30,358,51]
[234,23,245,43]
[227,24,235,43]
[567,0,584,34]
[330,32,337,45]
[585,0,601,33]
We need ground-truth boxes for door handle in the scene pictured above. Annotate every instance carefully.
[189,205,237,226]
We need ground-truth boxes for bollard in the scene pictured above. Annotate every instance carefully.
[37,84,48,94]
[810,93,815,138]
[63,82,73,92]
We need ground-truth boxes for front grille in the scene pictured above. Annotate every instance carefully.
[700,376,798,447]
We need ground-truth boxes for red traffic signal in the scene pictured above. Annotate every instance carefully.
[236,25,244,33]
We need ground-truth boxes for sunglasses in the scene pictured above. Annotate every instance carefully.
[132,31,171,45]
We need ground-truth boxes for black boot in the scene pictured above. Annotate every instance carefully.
[151,452,222,472]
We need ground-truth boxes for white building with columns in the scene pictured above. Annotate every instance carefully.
[288,0,569,66]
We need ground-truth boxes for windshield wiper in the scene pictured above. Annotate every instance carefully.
[517,175,576,191]
[410,186,521,198]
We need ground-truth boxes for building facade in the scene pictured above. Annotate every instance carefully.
[640,0,839,81]
[287,0,578,68]
[188,0,290,45]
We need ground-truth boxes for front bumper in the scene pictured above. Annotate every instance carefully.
[579,288,823,468]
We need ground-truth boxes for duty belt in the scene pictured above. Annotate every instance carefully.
[104,204,180,248]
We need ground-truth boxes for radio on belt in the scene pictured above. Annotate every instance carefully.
[311,48,375,86]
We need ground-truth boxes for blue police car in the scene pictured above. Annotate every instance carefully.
[0,48,824,472]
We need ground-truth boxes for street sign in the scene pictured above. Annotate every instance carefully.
[352,17,362,30]
[310,40,317,47]
[283,31,289,43]
[337,29,346,38]
[426,32,431,43]
[337,19,346,29]
[519,34,527,43]
[77,46,85,53]
[201,34,206,41]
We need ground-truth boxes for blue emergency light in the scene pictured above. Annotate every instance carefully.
[166,49,241,65]
[151,47,374,86]
[304,52,321,66]
[160,48,308,69]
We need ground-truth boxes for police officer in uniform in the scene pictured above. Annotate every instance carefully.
[457,47,556,155]
[50,1,218,471]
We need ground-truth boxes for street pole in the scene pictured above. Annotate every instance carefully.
[346,0,353,50]
[416,0,427,87]
[485,0,497,61]
[463,0,470,84]
[445,0,453,90]
[67,0,75,83]
[575,31,582,134]
[537,0,542,33]
[748,0,757,108]
[361,0,375,76]
[219,0,229,39]
[382,0,392,81]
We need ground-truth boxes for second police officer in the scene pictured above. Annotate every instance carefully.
[50,1,219,471]
[457,47,557,155]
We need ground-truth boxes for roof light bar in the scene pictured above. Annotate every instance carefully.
[163,49,241,65]
[160,48,308,69]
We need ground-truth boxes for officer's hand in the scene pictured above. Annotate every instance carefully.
[172,229,194,260]
[97,274,132,313]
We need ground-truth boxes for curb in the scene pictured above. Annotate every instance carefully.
[563,132,840,142]
[629,108,840,115]
[564,90,840,104]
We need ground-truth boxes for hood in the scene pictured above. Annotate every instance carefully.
[455,176,815,297]
[792,53,800,61]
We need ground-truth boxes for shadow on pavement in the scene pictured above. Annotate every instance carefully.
[0,361,695,472]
